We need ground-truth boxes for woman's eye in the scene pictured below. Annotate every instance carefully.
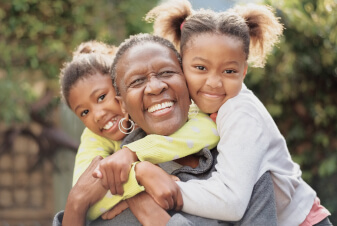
[195,66,206,71]
[98,94,106,102]
[158,71,175,77]
[81,109,89,117]
[129,78,145,87]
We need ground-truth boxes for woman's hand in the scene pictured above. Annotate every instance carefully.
[127,192,171,226]
[63,156,107,226]
[92,147,138,195]
[135,161,183,211]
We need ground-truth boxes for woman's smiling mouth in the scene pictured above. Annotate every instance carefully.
[147,101,174,113]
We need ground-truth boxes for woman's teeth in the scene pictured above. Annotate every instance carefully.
[148,102,174,113]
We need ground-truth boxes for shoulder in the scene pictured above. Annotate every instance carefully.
[81,127,107,142]
[80,127,121,151]
[218,85,261,117]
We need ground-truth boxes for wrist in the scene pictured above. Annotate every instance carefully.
[134,161,151,185]
[124,147,139,162]
[66,187,89,214]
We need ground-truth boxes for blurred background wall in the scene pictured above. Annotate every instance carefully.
[0,0,336,225]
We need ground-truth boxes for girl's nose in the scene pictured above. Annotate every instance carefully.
[94,108,106,123]
[205,73,223,89]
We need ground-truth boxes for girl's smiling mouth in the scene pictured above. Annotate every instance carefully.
[101,117,118,131]
[199,91,225,99]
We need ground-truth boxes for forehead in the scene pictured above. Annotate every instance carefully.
[184,33,246,59]
[68,74,113,109]
[125,42,177,63]
[186,33,244,51]
[116,42,181,77]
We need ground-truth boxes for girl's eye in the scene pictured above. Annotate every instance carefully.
[195,66,206,71]
[81,109,89,117]
[98,94,106,102]
[223,69,236,74]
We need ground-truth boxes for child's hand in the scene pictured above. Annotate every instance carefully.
[135,161,183,211]
[92,147,138,195]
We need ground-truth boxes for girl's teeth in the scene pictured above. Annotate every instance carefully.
[103,121,115,130]
[148,102,173,113]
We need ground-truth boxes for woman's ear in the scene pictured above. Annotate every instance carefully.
[115,96,127,115]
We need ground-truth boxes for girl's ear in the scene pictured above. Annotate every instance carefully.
[242,62,248,79]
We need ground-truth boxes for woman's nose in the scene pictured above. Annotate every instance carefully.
[144,76,168,95]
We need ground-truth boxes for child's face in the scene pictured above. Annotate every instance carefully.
[68,73,127,141]
[115,42,191,136]
[182,34,248,114]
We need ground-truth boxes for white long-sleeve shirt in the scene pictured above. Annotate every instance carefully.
[177,84,316,226]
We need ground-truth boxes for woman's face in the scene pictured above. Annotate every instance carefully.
[68,73,127,141]
[115,42,191,135]
[182,33,248,113]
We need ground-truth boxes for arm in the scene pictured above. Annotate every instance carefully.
[74,128,144,221]
[92,106,219,196]
[135,161,183,211]
[125,105,219,164]
[63,156,107,226]
[127,192,171,226]
[72,128,121,186]
[176,103,269,221]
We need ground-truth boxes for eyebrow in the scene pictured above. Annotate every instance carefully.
[192,57,240,67]
[191,56,209,63]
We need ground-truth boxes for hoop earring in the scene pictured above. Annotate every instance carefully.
[118,118,135,135]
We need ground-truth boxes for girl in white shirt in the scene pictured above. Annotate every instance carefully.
[146,0,331,225]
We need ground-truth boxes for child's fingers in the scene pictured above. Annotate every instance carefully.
[114,170,124,195]
[120,167,129,184]
[167,195,174,210]
[154,195,170,210]
[169,175,180,181]
[107,170,117,195]
[175,189,183,211]
[92,166,102,178]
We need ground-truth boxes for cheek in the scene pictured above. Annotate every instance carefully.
[82,118,97,132]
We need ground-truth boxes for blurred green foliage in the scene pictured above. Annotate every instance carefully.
[0,0,158,124]
[246,0,337,222]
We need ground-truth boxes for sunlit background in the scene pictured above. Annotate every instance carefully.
[0,0,336,225]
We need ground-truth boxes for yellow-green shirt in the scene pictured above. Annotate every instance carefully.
[73,107,219,220]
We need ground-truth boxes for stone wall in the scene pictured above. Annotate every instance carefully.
[0,134,54,225]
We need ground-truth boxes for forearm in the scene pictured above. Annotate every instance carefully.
[125,111,219,164]
[87,162,145,220]
[127,192,170,226]
[178,110,268,221]
[63,189,88,226]
[73,128,120,186]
